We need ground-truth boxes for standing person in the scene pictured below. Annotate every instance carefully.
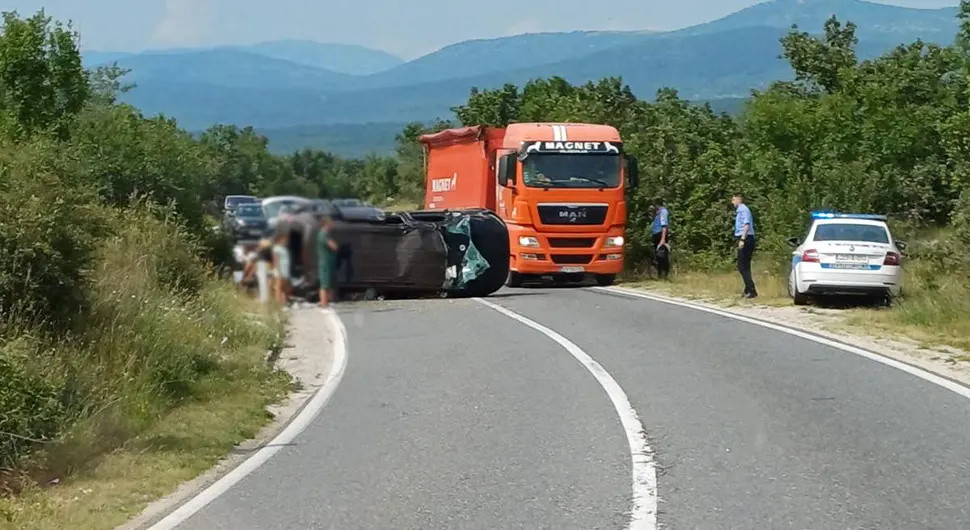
[254,238,274,304]
[651,197,671,280]
[271,232,291,305]
[316,215,340,307]
[732,192,758,299]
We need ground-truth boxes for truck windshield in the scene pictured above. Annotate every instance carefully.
[522,154,621,189]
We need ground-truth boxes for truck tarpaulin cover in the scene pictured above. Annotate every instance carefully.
[279,205,509,297]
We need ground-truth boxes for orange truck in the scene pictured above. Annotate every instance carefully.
[419,122,638,287]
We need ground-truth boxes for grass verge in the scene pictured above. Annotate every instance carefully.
[620,257,970,352]
[0,206,292,530]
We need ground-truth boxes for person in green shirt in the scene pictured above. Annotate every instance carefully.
[316,215,339,307]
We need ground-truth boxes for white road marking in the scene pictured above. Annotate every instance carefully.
[473,297,658,530]
[146,308,349,530]
[596,286,970,400]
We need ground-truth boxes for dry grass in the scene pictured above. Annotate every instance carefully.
[0,376,284,530]
[0,209,292,529]
[620,258,970,351]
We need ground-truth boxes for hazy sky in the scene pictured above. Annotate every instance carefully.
[0,0,957,59]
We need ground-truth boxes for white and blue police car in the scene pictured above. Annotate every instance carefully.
[787,212,906,305]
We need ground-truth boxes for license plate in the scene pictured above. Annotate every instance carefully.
[836,254,867,262]
[829,263,868,269]
[559,266,585,273]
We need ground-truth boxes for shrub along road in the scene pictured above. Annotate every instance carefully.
[152,288,970,530]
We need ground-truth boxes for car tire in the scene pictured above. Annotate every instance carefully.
[789,269,809,306]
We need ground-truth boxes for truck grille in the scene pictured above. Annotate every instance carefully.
[547,237,596,248]
[537,204,608,225]
[551,254,593,265]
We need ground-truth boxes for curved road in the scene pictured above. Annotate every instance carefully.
[166,286,970,529]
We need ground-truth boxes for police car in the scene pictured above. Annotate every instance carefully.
[787,212,906,305]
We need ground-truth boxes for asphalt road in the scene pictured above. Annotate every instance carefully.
[172,286,970,529]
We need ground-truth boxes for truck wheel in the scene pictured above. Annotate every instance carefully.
[595,274,616,286]
[505,271,524,288]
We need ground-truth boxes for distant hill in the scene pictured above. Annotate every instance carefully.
[224,41,403,75]
[100,0,962,146]
[355,31,658,89]
[112,49,353,90]
[83,40,402,76]
[674,0,959,43]
[258,122,408,157]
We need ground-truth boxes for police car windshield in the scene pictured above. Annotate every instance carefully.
[522,154,621,189]
[813,223,890,244]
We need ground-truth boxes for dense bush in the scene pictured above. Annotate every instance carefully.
[0,10,288,487]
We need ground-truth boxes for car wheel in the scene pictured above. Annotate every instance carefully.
[789,269,809,306]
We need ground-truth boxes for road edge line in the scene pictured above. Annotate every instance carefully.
[144,307,350,530]
[473,297,658,530]
[595,286,970,400]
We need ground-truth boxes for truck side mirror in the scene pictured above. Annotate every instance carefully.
[498,154,516,186]
[625,155,639,189]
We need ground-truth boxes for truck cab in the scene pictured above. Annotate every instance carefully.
[420,123,637,287]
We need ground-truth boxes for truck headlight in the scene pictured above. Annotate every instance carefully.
[518,236,540,248]
[604,236,624,247]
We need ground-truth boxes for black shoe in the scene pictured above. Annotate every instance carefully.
[743,292,758,299]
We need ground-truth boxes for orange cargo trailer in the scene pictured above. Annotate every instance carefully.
[419,123,638,287]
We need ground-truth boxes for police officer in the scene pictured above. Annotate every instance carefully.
[651,197,670,279]
[732,192,757,298]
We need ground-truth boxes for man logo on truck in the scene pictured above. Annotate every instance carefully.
[559,208,587,222]
[431,173,457,193]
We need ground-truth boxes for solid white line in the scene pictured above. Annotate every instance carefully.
[559,125,568,141]
[595,286,970,400]
[552,124,562,141]
[146,308,350,530]
[473,297,658,530]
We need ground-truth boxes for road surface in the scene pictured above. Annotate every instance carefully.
[169,286,970,529]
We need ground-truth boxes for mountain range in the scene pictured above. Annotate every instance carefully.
[83,0,961,156]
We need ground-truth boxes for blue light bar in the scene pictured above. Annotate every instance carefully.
[810,211,888,221]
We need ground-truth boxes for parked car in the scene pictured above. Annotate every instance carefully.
[261,196,313,232]
[225,203,269,240]
[787,212,906,305]
[223,195,259,212]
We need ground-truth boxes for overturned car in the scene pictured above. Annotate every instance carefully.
[273,202,510,299]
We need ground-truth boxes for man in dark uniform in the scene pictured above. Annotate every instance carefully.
[651,197,671,280]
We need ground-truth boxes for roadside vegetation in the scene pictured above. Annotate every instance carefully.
[0,11,298,529]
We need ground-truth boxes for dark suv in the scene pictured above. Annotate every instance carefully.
[225,203,268,240]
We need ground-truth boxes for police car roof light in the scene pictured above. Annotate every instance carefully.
[810,211,887,221]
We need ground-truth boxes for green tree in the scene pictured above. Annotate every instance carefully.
[0,10,89,139]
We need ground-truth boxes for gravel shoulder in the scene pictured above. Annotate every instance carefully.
[118,304,336,530]
[618,285,970,388]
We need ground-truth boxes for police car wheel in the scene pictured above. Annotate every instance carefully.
[789,270,809,306]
